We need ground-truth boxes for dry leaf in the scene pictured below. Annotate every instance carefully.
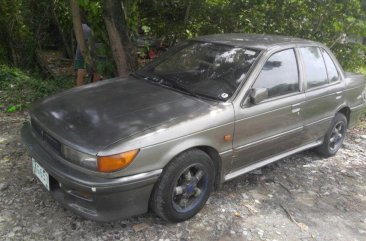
[245,204,258,214]
[133,223,149,232]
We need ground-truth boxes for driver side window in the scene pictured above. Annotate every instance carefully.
[253,49,299,98]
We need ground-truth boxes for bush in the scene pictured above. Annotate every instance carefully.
[0,64,73,112]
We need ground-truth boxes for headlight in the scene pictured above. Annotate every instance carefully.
[61,145,97,170]
[97,149,139,173]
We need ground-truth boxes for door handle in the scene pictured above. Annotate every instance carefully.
[335,91,343,100]
[291,104,301,113]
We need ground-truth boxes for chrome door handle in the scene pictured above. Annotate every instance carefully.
[335,91,343,100]
[291,103,301,113]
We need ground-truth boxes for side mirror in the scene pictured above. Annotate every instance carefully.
[250,88,268,104]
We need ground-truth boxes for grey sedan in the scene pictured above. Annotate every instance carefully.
[22,34,366,222]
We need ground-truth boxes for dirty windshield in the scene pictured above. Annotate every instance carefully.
[139,41,260,101]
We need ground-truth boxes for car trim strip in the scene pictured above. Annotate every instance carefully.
[304,116,333,127]
[234,126,303,151]
[224,140,322,181]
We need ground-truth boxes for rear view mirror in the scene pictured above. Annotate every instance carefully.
[250,88,268,104]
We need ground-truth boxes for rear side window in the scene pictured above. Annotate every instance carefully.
[299,47,328,89]
[253,49,299,98]
[321,49,339,83]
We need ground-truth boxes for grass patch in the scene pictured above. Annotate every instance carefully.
[0,64,73,112]
[357,66,366,76]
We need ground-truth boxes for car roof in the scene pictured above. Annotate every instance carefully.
[194,33,320,50]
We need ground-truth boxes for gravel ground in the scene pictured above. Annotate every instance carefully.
[0,111,366,241]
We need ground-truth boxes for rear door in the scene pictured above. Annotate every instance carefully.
[298,46,345,143]
[231,48,306,172]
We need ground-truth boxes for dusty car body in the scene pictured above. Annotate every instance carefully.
[22,34,366,222]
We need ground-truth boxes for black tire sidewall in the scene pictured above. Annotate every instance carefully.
[321,113,347,156]
[151,149,215,222]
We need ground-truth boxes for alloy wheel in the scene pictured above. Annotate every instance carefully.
[172,164,208,213]
[329,121,346,152]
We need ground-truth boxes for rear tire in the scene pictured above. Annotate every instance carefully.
[150,149,215,222]
[316,113,347,157]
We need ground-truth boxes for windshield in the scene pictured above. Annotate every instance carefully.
[138,41,261,101]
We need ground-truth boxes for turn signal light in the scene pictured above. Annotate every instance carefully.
[97,149,139,173]
[224,134,233,142]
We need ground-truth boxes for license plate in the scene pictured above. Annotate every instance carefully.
[32,158,50,191]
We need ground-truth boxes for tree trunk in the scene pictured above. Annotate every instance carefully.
[52,0,73,59]
[0,4,18,66]
[103,0,136,77]
[69,0,95,68]
[184,1,192,23]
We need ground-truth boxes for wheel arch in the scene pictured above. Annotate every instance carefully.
[196,146,223,190]
[159,145,224,190]
[337,106,351,127]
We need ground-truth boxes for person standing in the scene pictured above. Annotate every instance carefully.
[73,22,101,86]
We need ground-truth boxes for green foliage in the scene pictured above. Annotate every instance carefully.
[0,0,37,66]
[74,0,117,77]
[358,66,366,76]
[52,0,74,46]
[6,105,18,113]
[137,0,366,72]
[0,64,73,112]
[0,0,365,103]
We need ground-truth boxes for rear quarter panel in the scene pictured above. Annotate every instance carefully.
[344,72,366,127]
[344,72,366,107]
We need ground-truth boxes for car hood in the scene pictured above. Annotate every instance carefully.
[31,76,212,154]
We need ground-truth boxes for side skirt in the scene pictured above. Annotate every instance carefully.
[224,141,322,182]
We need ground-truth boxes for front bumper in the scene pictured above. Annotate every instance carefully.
[21,122,161,222]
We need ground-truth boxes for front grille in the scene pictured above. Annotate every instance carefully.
[31,119,62,155]
[31,119,43,137]
[44,132,62,153]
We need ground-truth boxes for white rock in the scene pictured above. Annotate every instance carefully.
[241,193,249,200]
[257,229,264,238]
[0,182,9,191]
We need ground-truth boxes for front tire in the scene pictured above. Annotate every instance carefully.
[316,113,347,157]
[150,149,215,222]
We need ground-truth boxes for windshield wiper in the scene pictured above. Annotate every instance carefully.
[133,72,220,101]
[141,72,200,98]
[131,72,159,82]
[192,92,224,101]
[163,79,201,98]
